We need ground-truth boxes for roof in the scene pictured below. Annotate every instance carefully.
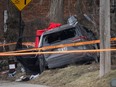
[42,24,76,35]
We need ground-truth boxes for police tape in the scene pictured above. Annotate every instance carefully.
[1,37,116,54]
[0,39,100,54]
[0,48,116,57]
[0,42,16,47]
[0,42,34,47]
[0,37,116,48]
[0,37,116,56]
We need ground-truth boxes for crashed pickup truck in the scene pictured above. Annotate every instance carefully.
[38,16,99,71]
[16,16,99,75]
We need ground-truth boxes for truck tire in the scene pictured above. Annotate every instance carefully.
[38,54,46,74]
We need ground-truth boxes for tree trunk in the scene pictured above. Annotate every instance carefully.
[5,1,20,42]
[76,0,84,20]
[111,0,116,37]
[48,0,64,23]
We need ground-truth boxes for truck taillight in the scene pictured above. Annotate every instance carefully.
[35,30,45,48]
[35,36,40,48]
[72,36,87,42]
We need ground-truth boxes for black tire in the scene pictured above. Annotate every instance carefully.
[38,54,46,74]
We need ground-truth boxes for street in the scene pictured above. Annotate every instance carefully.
[0,81,49,87]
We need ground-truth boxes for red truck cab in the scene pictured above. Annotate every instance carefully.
[35,23,61,48]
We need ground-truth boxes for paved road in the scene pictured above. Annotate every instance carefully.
[0,81,49,87]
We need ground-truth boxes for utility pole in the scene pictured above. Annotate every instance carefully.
[99,0,111,77]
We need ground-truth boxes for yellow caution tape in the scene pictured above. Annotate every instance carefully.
[1,37,116,54]
[0,37,115,57]
[0,48,116,57]
[0,42,34,47]
[0,42,16,46]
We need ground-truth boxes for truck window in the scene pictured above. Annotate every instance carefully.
[43,28,76,44]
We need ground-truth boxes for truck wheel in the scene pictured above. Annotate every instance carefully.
[38,55,46,74]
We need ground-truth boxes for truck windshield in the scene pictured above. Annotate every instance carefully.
[43,28,76,44]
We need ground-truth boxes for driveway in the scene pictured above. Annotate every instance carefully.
[0,81,49,87]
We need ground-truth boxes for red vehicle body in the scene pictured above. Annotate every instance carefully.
[35,23,61,48]
[16,18,98,75]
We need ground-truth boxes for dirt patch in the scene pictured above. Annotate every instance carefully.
[29,63,100,87]
[63,70,116,87]
[1,63,116,87]
[28,63,116,87]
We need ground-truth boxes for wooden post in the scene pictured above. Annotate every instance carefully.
[99,0,111,77]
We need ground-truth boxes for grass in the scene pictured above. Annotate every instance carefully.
[1,61,116,87]
[29,63,116,87]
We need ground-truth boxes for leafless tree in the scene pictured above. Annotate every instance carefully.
[5,1,20,42]
[48,0,64,23]
[5,0,26,44]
